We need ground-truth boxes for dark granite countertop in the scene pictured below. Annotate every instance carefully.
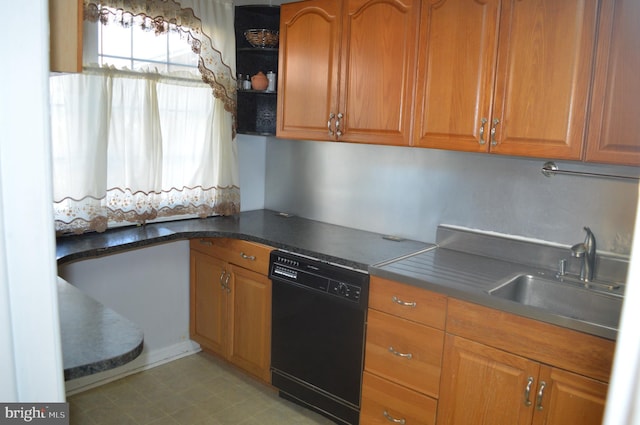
[58,277,143,380]
[56,209,432,380]
[57,210,624,380]
[57,209,433,271]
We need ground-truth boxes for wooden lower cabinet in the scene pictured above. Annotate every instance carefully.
[437,335,609,425]
[437,334,540,425]
[361,371,437,425]
[191,251,227,355]
[190,239,272,382]
[363,277,613,425]
[226,266,271,381]
[532,366,608,425]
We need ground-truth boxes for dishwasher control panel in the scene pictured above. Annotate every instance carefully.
[269,251,368,304]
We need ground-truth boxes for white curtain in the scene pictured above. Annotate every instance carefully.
[52,0,239,234]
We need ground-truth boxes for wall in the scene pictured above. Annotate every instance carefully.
[58,241,195,393]
[265,138,639,255]
[0,0,65,401]
[237,134,268,210]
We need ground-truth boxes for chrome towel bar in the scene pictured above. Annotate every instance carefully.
[541,161,639,181]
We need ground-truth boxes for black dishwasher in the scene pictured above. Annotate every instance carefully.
[269,251,369,425]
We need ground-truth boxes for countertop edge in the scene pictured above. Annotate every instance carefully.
[58,277,145,381]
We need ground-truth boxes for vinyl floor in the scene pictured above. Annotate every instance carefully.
[68,351,337,425]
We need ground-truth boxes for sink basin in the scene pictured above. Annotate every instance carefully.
[488,274,623,329]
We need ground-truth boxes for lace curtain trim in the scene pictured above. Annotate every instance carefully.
[55,185,240,234]
[83,0,238,137]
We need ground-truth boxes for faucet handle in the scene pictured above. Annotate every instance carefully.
[571,243,585,257]
[558,259,567,276]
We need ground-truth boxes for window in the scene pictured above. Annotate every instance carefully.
[91,8,199,73]
[51,0,239,235]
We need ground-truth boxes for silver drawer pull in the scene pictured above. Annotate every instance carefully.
[240,252,256,261]
[392,296,416,308]
[383,410,406,424]
[388,346,413,360]
[199,239,213,246]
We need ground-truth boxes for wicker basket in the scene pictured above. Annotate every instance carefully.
[244,29,279,48]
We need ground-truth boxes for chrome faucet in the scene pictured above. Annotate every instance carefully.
[570,227,596,282]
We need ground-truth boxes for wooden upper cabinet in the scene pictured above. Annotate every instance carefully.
[277,0,419,145]
[415,0,598,160]
[339,0,419,145]
[277,0,342,141]
[584,0,640,166]
[414,0,500,152]
[49,0,83,73]
[492,0,597,159]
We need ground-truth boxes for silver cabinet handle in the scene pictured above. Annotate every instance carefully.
[490,118,500,146]
[479,117,488,145]
[219,270,227,289]
[536,381,546,411]
[388,346,413,360]
[328,113,336,136]
[524,376,534,407]
[240,252,256,261]
[383,410,406,424]
[199,239,213,246]
[335,112,343,137]
[391,296,416,308]
[224,273,231,294]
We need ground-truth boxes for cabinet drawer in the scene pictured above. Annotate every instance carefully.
[365,309,444,398]
[190,238,273,275]
[361,371,437,425]
[369,276,447,329]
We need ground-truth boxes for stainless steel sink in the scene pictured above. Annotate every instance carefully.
[488,274,623,329]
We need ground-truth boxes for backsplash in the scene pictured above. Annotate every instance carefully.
[259,138,638,256]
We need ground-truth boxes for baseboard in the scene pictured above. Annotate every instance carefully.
[65,340,201,396]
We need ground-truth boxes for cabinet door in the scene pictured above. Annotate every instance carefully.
[190,251,228,356]
[339,0,420,145]
[49,0,83,73]
[490,0,598,159]
[585,0,640,166]
[414,0,500,151]
[532,366,608,425]
[227,266,272,382]
[276,0,342,141]
[437,334,539,425]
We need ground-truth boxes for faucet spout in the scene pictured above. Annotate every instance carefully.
[570,227,596,282]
